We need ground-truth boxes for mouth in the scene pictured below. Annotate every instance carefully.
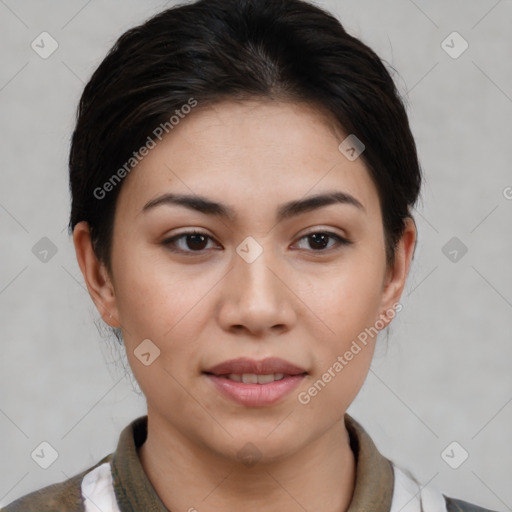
[211,373,290,384]
[203,357,308,406]
[204,356,308,377]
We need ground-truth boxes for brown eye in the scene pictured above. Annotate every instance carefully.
[162,230,352,256]
[162,231,218,254]
[185,233,209,250]
[295,231,352,252]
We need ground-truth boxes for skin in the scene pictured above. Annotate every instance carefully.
[73,99,416,512]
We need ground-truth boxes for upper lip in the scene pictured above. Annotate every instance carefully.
[204,357,308,376]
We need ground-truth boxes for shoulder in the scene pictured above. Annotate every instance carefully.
[445,495,500,512]
[1,472,86,512]
[392,463,498,512]
[1,453,113,512]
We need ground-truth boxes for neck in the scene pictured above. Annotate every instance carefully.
[138,411,356,512]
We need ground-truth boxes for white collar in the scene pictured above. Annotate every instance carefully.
[391,465,447,512]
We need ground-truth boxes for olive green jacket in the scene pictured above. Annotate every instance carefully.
[1,414,498,512]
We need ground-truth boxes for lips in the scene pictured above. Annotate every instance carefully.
[203,357,308,407]
[203,357,308,406]
[204,357,308,377]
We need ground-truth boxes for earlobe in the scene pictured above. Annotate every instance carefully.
[377,217,417,327]
[72,221,120,328]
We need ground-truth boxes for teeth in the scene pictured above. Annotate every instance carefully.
[242,373,258,384]
[226,373,286,383]
[257,374,275,384]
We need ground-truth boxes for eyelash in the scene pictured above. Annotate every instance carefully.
[161,229,353,255]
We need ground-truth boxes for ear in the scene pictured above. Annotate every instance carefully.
[72,221,120,328]
[377,217,417,327]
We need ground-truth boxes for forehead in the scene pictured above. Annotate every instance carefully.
[115,99,381,222]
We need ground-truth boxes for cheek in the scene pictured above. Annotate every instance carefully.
[298,281,381,418]
[300,249,386,396]
[308,253,386,333]
[114,262,203,403]
[112,249,211,373]
[315,282,381,378]
[112,244,190,335]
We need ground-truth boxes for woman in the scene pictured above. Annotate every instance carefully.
[2,0,498,510]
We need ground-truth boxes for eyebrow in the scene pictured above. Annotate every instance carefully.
[141,190,365,222]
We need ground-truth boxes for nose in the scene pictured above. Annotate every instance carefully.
[217,241,297,337]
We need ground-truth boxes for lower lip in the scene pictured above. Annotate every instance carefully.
[205,374,306,406]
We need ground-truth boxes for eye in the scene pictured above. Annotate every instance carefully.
[293,231,352,252]
[161,230,219,254]
[161,229,352,255]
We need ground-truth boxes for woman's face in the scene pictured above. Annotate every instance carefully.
[75,99,415,463]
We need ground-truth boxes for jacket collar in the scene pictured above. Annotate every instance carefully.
[111,413,394,511]
[345,414,394,510]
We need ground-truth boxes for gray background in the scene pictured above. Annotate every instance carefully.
[1,0,511,510]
